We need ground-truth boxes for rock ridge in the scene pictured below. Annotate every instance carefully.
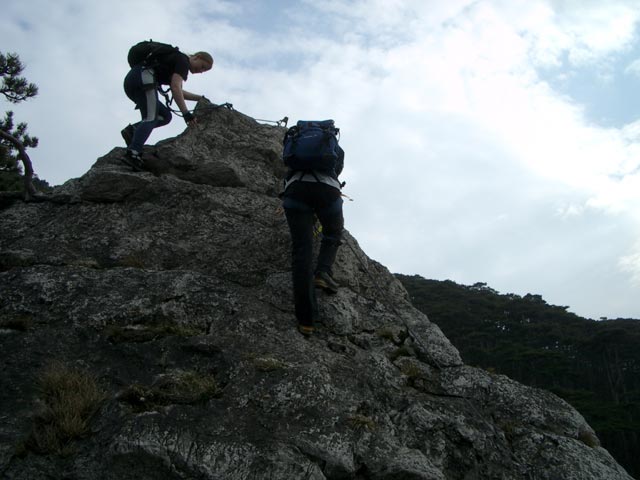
[0,101,633,479]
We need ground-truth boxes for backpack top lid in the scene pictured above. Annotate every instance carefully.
[295,119,337,131]
[127,40,180,68]
[285,120,339,142]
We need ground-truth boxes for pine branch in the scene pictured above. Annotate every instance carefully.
[0,128,37,199]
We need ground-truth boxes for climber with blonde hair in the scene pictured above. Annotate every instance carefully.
[121,41,214,170]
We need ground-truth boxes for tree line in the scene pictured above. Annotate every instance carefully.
[396,274,640,479]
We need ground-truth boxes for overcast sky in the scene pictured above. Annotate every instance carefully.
[2,0,640,320]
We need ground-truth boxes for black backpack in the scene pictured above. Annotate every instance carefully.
[127,40,180,68]
[282,120,341,175]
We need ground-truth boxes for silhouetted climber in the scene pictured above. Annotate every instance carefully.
[121,40,213,170]
[281,120,345,336]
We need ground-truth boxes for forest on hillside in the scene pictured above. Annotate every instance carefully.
[396,274,640,479]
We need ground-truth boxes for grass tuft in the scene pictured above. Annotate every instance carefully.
[578,429,600,448]
[388,345,416,361]
[400,361,423,379]
[347,414,376,432]
[118,370,220,412]
[252,357,288,372]
[26,362,105,455]
[106,321,202,344]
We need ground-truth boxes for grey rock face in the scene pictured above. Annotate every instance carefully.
[0,102,633,479]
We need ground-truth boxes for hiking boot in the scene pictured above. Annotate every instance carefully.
[298,324,314,336]
[122,149,145,171]
[121,124,135,147]
[314,271,339,294]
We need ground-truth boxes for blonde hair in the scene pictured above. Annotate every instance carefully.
[191,51,214,67]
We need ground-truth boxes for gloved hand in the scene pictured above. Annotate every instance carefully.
[183,111,195,124]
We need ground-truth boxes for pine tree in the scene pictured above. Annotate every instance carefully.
[0,51,48,197]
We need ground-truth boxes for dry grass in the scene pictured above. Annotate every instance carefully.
[578,429,600,448]
[106,321,202,343]
[252,356,288,372]
[376,327,396,340]
[116,254,146,269]
[118,370,219,412]
[399,361,423,380]
[347,414,376,432]
[388,345,415,362]
[27,362,105,455]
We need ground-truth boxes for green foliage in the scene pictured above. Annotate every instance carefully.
[1,52,38,103]
[1,110,38,155]
[396,273,640,478]
[0,51,51,192]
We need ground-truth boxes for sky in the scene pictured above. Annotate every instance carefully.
[1,0,640,320]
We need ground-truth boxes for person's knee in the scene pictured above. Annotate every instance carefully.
[138,118,159,129]
[157,113,172,126]
[320,215,344,244]
[322,233,342,248]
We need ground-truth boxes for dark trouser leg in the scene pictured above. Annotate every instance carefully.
[123,67,168,153]
[315,196,344,275]
[284,206,318,327]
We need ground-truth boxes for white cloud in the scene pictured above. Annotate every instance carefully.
[620,242,640,286]
[526,0,640,67]
[625,58,640,76]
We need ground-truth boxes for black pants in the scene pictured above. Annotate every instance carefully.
[123,65,172,152]
[283,181,344,327]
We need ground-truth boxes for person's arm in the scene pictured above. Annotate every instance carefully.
[170,73,196,124]
[182,90,205,101]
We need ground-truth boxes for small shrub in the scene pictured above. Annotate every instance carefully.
[388,345,415,361]
[376,326,410,345]
[376,327,397,342]
[27,362,105,455]
[578,429,600,448]
[347,414,376,432]
[400,361,423,379]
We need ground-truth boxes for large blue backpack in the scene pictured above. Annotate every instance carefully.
[282,120,340,175]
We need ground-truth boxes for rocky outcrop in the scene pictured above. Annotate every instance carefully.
[0,102,633,479]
